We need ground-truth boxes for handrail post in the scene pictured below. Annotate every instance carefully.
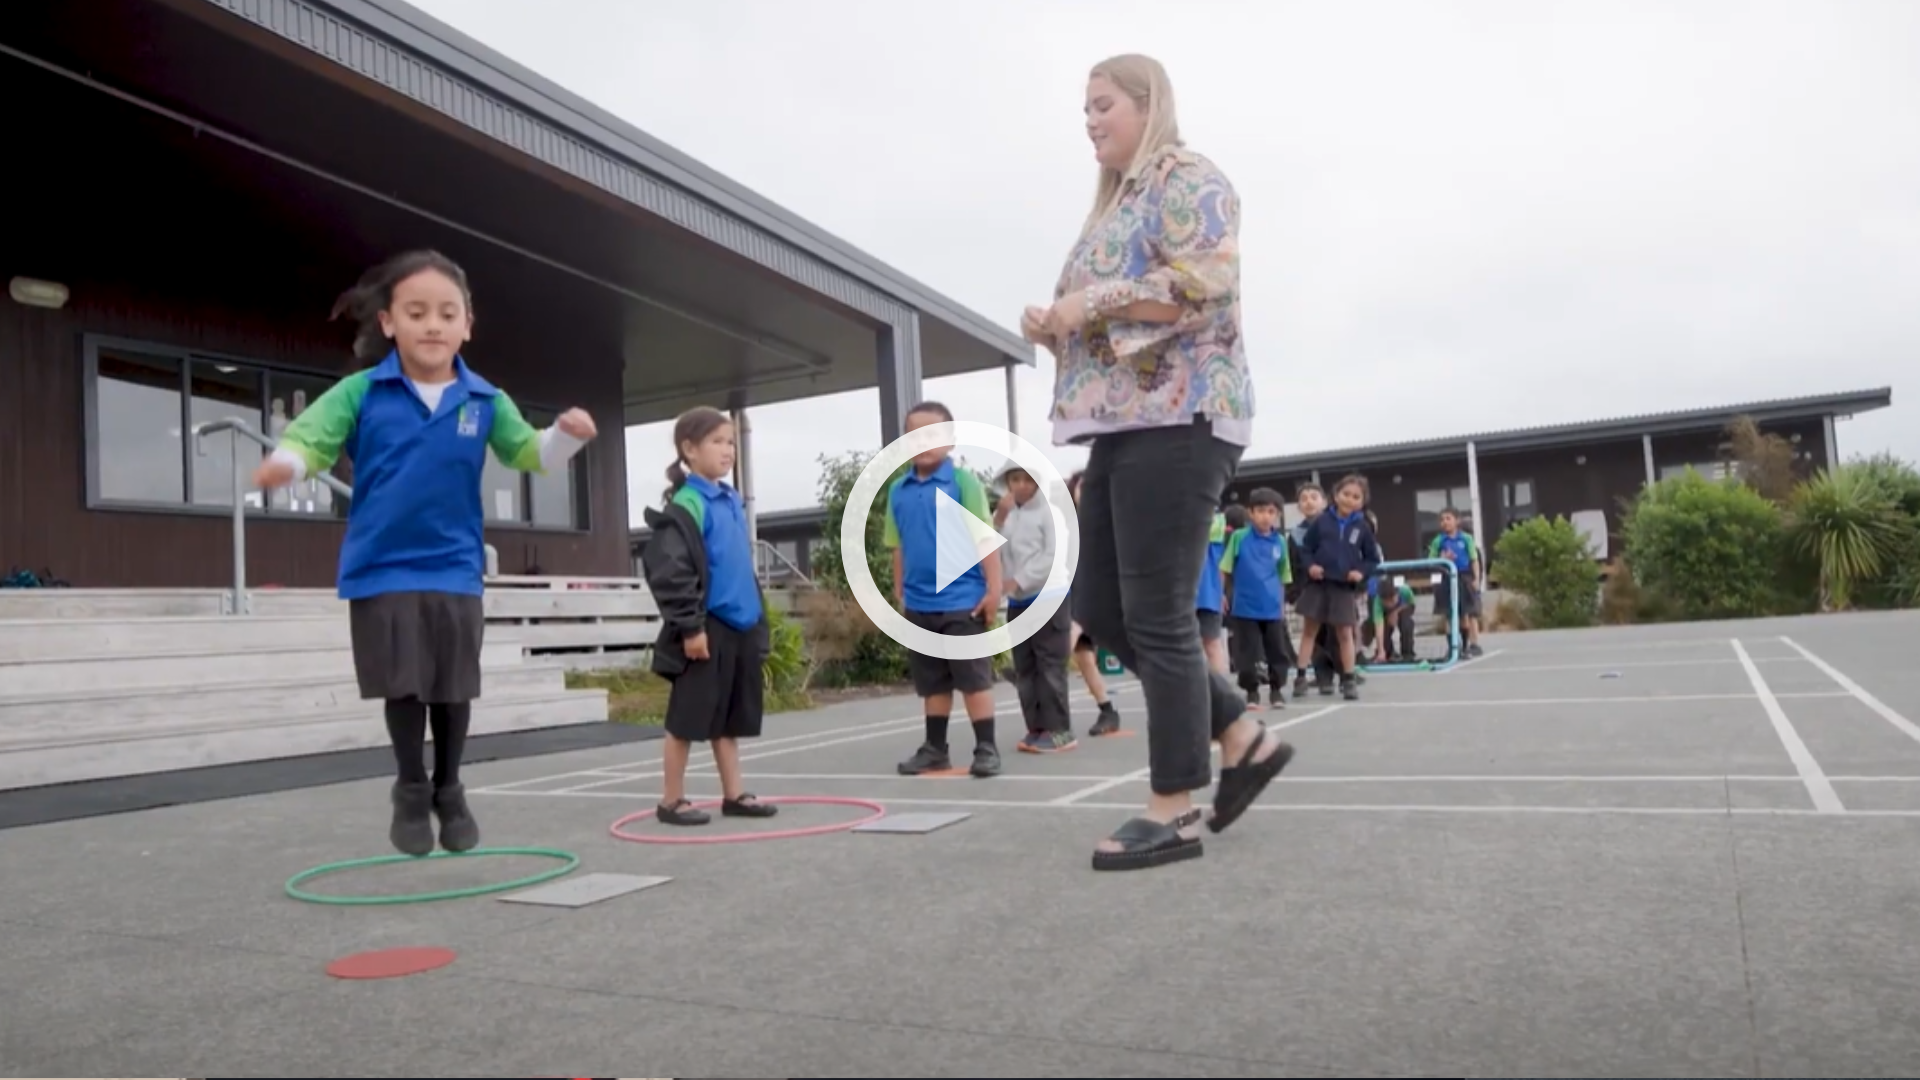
[230,430,249,615]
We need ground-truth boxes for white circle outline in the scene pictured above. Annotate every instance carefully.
[841,420,1079,661]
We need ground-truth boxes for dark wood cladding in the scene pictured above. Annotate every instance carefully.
[0,278,631,589]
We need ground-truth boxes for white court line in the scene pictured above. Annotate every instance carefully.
[1436,648,1504,674]
[1482,637,1771,656]
[1444,657,1805,676]
[1339,691,1846,709]
[476,788,1920,818]
[1780,636,1920,746]
[1733,638,1843,814]
[473,681,1139,792]
[1047,703,1347,805]
[486,770,1920,787]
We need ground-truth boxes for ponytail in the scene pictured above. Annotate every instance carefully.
[663,457,688,505]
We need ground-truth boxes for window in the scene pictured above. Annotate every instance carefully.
[1499,479,1536,537]
[1659,461,1733,482]
[85,336,586,530]
[1415,486,1475,552]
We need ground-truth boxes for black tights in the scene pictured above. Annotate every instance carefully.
[384,698,472,788]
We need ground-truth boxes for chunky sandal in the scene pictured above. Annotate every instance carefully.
[655,798,711,826]
[721,793,778,818]
[1208,725,1295,834]
[1091,808,1204,871]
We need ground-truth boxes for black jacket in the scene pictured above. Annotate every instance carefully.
[639,500,769,678]
[1298,508,1383,587]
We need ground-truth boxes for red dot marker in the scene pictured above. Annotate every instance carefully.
[325,945,458,980]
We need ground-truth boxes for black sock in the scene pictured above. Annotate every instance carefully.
[925,714,949,748]
[1097,699,1116,714]
[384,698,429,784]
[971,717,996,748]
[429,702,472,789]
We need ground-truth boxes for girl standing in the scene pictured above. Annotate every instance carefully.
[638,407,778,826]
[254,250,596,856]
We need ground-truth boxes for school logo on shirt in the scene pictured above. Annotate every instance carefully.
[456,401,480,437]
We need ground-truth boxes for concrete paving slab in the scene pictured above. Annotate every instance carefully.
[1771,696,1920,777]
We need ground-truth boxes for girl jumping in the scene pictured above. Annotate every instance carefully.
[255,249,596,856]
[638,407,778,826]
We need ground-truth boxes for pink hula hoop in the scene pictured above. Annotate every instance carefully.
[608,795,888,845]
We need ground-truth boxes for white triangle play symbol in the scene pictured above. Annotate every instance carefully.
[934,487,1007,594]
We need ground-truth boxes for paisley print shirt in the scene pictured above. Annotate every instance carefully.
[1048,145,1253,446]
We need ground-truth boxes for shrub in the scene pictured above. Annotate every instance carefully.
[1725,415,1799,504]
[1598,557,1679,625]
[1621,470,1785,619]
[763,605,814,712]
[1786,464,1912,611]
[1490,516,1598,628]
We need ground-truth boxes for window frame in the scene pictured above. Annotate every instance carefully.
[81,333,590,533]
[1498,478,1537,538]
[1414,484,1476,553]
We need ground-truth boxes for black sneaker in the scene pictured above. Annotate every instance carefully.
[898,741,952,775]
[1292,671,1310,697]
[1019,729,1078,753]
[389,780,436,857]
[431,782,480,853]
[1317,675,1335,696]
[1468,642,1484,658]
[1341,674,1361,701]
[1088,703,1121,737]
[971,742,1003,778]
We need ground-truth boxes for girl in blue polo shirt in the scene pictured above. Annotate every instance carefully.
[254,250,596,857]
[639,406,779,827]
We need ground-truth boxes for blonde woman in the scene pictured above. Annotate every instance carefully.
[1025,54,1292,871]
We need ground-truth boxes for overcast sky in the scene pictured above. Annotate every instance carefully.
[407,0,1918,521]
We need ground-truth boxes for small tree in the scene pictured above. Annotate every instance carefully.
[1492,516,1599,628]
[1786,463,1910,611]
[1725,415,1798,505]
[1621,470,1785,619]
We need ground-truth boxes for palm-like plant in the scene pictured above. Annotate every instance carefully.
[1787,465,1910,611]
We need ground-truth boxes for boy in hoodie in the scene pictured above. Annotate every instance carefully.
[1293,474,1382,700]
[997,464,1076,753]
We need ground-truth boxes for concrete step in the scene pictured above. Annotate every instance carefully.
[0,687,610,791]
[0,639,527,697]
[0,588,343,619]
[0,613,359,661]
[0,662,571,750]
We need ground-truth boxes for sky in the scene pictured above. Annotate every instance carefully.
[405,0,1920,522]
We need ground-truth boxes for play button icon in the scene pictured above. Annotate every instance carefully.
[934,487,1007,593]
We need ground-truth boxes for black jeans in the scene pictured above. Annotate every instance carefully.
[1074,418,1246,796]
[1009,598,1073,733]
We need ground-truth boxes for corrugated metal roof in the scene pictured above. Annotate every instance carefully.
[1236,387,1893,476]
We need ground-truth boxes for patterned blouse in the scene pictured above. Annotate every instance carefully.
[1048,144,1253,447]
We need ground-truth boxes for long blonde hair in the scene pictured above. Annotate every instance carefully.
[1082,54,1183,239]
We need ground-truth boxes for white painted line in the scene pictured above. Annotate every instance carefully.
[1436,647,1505,674]
[1337,692,1846,709]
[1445,656,1807,676]
[1733,638,1843,814]
[1780,636,1920,747]
[1047,703,1347,805]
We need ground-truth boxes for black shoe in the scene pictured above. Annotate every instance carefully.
[1292,671,1310,697]
[898,741,952,775]
[1317,675,1336,696]
[1341,674,1361,701]
[431,782,480,853]
[722,793,779,818]
[655,798,711,826]
[389,780,436,857]
[1088,704,1121,737]
[1468,643,1484,658]
[971,742,1003,778]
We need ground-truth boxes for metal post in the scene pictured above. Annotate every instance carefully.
[732,406,757,557]
[1465,440,1487,592]
[229,433,249,615]
[1642,433,1656,487]
[875,314,924,444]
[1004,362,1020,437]
[1823,414,1839,470]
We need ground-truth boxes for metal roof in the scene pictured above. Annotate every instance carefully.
[207,0,1033,367]
[1236,387,1893,477]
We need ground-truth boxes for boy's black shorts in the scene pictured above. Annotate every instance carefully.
[1196,609,1224,641]
[905,608,997,698]
[1433,575,1481,618]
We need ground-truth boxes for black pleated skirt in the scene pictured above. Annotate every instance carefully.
[348,590,486,703]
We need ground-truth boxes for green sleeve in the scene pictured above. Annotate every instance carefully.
[486,391,547,473]
[669,485,707,533]
[1465,533,1480,563]
[1371,595,1383,621]
[881,480,901,549]
[1427,533,1443,558]
[1218,528,1247,575]
[1208,513,1226,544]
[275,370,370,476]
[1279,533,1293,584]
[956,470,992,521]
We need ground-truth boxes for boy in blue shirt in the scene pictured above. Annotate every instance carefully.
[1427,507,1485,658]
[1219,488,1292,710]
[885,402,1004,778]
[1196,509,1230,676]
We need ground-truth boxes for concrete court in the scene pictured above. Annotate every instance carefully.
[6,612,1920,1077]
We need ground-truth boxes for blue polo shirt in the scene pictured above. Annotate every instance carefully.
[671,474,763,632]
[1196,513,1227,613]
[1219,524,1290,621]
[1429,530,1479,576]
[275,351,554,600]
[882,457,992,613]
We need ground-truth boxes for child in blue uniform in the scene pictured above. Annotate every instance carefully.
[1196,509,1230,675]
[1220,488,1292,710]
[254,250,596,856]
[1293,475,1382,700]
[639,406,779,826]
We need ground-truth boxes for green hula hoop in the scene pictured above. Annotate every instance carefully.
[285,846,581,906]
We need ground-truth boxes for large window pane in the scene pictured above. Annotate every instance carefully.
[188,361,265,508]
[265,370,349,518]
[482,449,521,523]
[95,349,185,504]
[529,458,578,528]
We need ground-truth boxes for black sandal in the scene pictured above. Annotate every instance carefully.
[1208,726,1294,834]
[655,798,711,826]
[722,793,778,818]
[1091,808,1204,871]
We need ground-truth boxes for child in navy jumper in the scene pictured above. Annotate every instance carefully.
[1219,488,1292,709]
[1292,474,1382,700]
[255,250,597,856]
[640,407,779,826]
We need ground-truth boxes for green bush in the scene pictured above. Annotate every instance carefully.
[762,605,814,711]
[1621,470,1785,619]
[1491,516,1599,628]
[1786,464,1914,611]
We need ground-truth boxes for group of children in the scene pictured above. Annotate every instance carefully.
[271,251,1483,854]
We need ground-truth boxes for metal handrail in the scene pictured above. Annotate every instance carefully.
[194,418,353,615]
[753,538,813,587]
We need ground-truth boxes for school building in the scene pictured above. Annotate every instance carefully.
[0,0,1029,591]
[640,388,1893,588]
